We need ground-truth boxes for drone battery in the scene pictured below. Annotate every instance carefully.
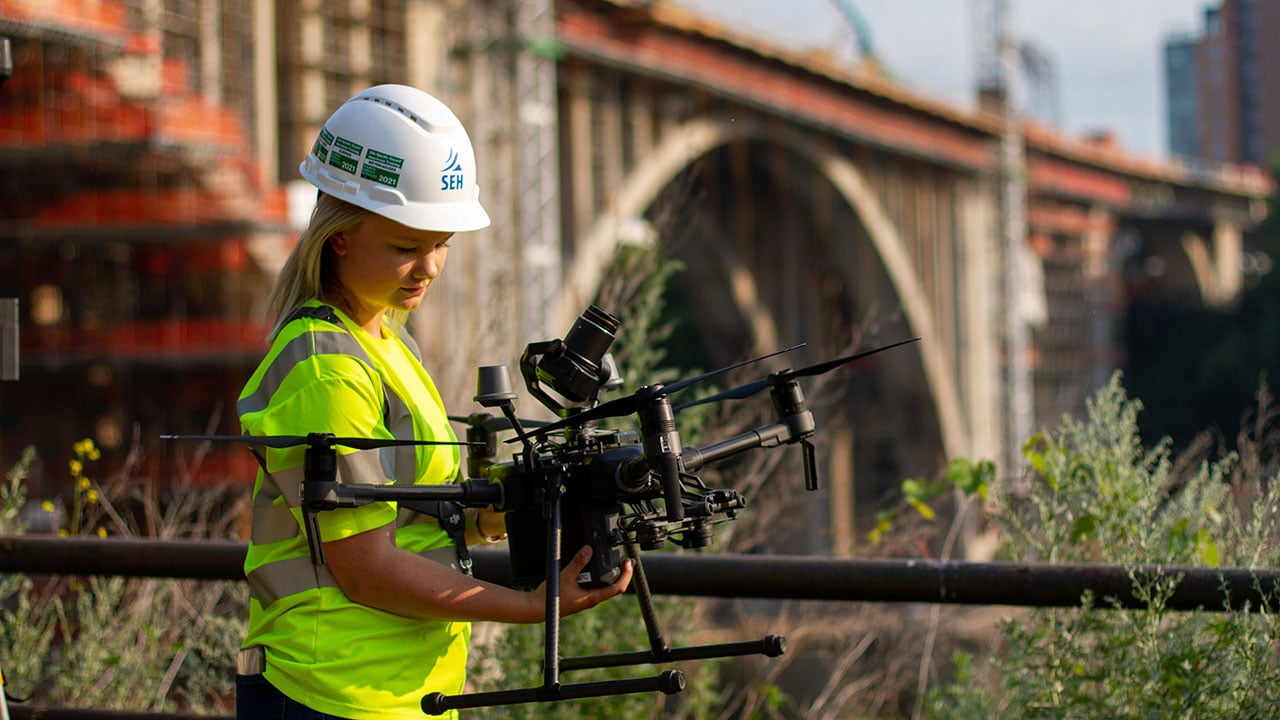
[504,489,626,591]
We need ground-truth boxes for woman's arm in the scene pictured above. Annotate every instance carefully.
[323,523,631,623]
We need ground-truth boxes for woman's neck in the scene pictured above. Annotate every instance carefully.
[324,295,384,337]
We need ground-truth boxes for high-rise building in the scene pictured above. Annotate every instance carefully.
[1165,0,1280,167]
[1165,33,1200,159]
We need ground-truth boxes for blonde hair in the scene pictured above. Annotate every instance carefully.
[266,192,413,340]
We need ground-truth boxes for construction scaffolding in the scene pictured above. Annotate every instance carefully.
[0,1,286,493]
[0,0,557,496]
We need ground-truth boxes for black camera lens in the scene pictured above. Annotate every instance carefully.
[562,304,619,374]
[537,305,621,404]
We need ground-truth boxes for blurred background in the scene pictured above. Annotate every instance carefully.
[0,0,1276,552]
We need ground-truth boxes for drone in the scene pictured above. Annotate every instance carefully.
[166,304,918,715]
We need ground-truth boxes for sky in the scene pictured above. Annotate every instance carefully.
[667,0,1211,160]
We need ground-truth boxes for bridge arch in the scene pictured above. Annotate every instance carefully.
[561,115,968,461]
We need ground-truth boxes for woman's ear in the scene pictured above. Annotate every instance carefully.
[329,232,349,256]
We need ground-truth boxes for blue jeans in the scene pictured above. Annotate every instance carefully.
[235,673,354,720]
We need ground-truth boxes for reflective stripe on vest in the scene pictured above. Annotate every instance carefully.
[247,554,340,607]
[237,329,381,418]
[247,546,463,607]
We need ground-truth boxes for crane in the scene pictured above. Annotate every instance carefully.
[974,0,1061,124]
[827,0,878,69]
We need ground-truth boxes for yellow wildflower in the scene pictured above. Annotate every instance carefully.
[96,527,108,539]
[69,459,83,476]
[86,489,99,503]
[41,500,55,513]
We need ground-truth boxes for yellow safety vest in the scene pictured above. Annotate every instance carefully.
[237,302,468,720]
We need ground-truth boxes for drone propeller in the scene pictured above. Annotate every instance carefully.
[161,433,481,450]
[674,337,921,412]
[516,343,805,441]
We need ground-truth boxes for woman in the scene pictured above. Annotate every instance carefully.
[234,84,632,720]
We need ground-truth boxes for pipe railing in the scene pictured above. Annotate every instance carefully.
[2,535,1277,611]
[2,535,1278,720]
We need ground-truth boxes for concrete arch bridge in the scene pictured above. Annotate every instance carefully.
[432,0,1270,556]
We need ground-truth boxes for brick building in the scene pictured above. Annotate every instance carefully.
[1165,0,1280,167]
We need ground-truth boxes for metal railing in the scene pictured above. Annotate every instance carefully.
[2,535,1278,719]
[2,535,1277,610]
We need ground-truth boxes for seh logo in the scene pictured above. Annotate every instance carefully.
[440,148,465,191]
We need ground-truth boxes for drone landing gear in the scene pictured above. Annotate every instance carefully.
[563,544,787,672]
[421,478,786,716]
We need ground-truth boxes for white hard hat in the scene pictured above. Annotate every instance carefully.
[299,84,491,233]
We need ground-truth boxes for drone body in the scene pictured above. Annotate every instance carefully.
[165,303,918,714]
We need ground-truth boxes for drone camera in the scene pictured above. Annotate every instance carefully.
[535,304,620,403]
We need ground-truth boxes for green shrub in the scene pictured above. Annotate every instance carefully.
[926,375,1280,719]
[0,440,245,713]
[0,447,61,700]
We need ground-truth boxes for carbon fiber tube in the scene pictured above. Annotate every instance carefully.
[423,670,684,714]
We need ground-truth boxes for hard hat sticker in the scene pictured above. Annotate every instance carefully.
[313,127,335,164]
[361,148,405,188]
[328,135,363,175]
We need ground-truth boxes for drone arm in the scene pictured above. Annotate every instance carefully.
[300,479,504,566]
[681,423,792,473]
[677,377,818,475]
[327,479,503,507]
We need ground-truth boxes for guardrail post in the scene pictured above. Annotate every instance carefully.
[1,298,17,381]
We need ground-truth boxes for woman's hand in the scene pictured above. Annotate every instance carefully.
[538,545,633,618]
